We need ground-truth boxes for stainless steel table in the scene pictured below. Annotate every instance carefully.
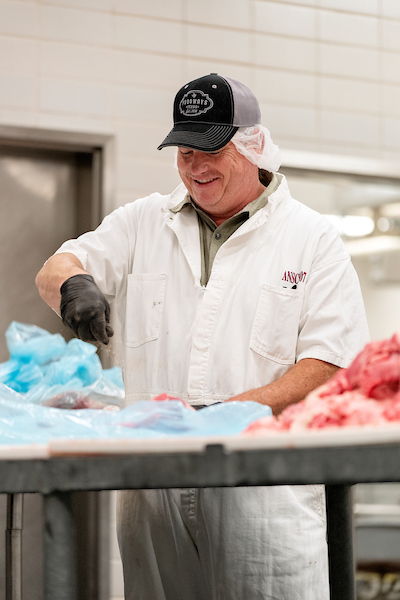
[3,429,399,600]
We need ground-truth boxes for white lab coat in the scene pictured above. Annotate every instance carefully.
[57,175,369,599]
[57,174,369,405]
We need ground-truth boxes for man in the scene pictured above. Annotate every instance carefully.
[36,73,369,599]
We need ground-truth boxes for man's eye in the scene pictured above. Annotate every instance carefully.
[180,151,192,156]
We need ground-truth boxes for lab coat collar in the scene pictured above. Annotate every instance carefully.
[163,173,289,217]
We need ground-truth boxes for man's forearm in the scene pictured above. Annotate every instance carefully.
[228,358,340,415]
[35,252,87,314]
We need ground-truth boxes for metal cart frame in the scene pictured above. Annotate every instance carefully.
[3,440,395,600]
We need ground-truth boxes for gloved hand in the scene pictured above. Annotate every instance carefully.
[60,274,114,345]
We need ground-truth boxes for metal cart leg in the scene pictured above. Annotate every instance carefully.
[43,492,78,600]
[326,485,355,600]
[6,493,24,600]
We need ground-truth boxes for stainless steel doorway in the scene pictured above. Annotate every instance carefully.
[0,140,109,600]
[0,143,102,361]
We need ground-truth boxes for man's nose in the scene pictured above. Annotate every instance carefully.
[190,152,209,174]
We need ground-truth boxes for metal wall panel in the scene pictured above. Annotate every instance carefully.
[0,146,80,362]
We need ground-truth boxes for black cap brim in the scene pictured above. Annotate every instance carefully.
[157,122,238,152]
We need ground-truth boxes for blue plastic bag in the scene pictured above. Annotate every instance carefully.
[6,322,67,365]
[0,322,124,408]
[0,397,272,444]
[111,400,273,438]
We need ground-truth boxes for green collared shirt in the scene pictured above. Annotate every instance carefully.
[170,170,280,286]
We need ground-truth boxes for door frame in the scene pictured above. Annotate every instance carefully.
[0,125,115,221]
[0,124,115,600]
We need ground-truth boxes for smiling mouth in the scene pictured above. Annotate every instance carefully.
[193,177,218,185]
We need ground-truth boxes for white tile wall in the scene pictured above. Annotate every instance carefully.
[383,84,400,118]
[40,41,115,82]
[382,18,400,52]
[382,149,400,162]
[186,0,250,29]
[384,117,400,148]
[0,108,37,126]
[115,14,183,54]
[46,0,113,10]
[319,43,380,80]
[382,0,400,19]
[319,77,380,114]
[115,121,172,157]
[253,68,317,107]
[1,2,400,598]
[0,1,38,37]
[319,10,378,47]
[40,79,112,116]
[186,24,251,63]
[114,50,184,89]
[0,36,37,75]
[40,5,112,46]
[255,34,317,72]
[38,111,114,134]
[116,0,183,21]
[319,0,379,15]
[254,1,316,38]
[320,110,380,146]
[118,157,181,195]
[114,85,173,123]
[183,60,251,86]
[382,51,400,84]
[0,73,36,110]
[268,0,317,5]
[259,102,319,140]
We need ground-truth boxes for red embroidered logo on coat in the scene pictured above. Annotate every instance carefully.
[282,271,307,285]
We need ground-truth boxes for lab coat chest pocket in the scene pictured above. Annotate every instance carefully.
[250,284,303,364]
[126,273,167,348]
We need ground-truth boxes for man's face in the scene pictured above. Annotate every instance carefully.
[176,142,264,225]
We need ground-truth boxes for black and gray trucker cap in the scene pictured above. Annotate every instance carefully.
[157,73,261,152]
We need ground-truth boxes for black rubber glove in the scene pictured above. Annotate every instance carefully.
[60,274,114,345]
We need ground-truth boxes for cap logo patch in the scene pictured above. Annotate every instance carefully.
[179,90,214,117]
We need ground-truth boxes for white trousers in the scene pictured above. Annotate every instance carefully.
[117,485,330,600]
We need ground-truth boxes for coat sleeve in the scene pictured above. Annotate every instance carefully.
[54,199,144,302]
[296,226,370,368]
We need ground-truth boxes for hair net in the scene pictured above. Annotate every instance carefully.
[231,125,281,172]
[173,124,281,173]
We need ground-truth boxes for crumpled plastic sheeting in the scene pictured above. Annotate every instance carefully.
[0,322,272,444]
[0,397,272,444]
[0,322,124,407]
